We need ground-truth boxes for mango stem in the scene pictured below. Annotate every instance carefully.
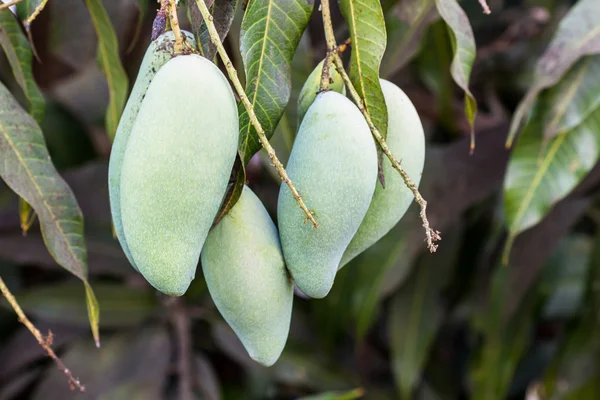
[194,0,318,228]
[166,0,184,53]
[0,277,85,392]
[320,0,441,252]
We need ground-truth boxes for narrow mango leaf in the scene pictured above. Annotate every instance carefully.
[212,154,245,225]
[298,388,365,400]
[83,0,129,140]
[503,55,600,261]
[0,8,44,123]
[0,82,99,345]
[5,283,157,328]
[470,267,537,400]
[381,0,438,78]
[339,0,388,140]
[238,0,314,163]
[507,0,600,145]
[16,0,47,28]
[389,226,461,399]
[189,0,238,60]
[434,0,477,151]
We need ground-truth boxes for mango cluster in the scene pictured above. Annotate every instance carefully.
[109,32,424,367]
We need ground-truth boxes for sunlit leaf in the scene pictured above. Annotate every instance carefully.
[507,0,600,145]
[297,388,365,400]
[435,0,478,151]
[503,55,600,261]
[0,8,44,123]
[339,0,388,143]
[0,82,99,344]
[238,0,314,163]
[83,0,129,140]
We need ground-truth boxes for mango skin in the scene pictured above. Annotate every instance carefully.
[297,60,346,125]
[340,79,425,268]
[109,31,196,271]
[202,186,293,367]
[120,54,238,296]
[278,91,377,298]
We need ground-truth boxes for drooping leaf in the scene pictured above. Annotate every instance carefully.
[0,8,44,123]
[2,283,157,328]
[238,0,314,164]
[339,0,388,141]
[16,0,47,27]
[381,0,438,78]
[83,0,129,140]
[212,154,246,225]
[190,0,238,60]
[434,0,478,151]
[0,82,99,344]
[503,55,600,261]
[389,225,462,399]
[507,0,600,145]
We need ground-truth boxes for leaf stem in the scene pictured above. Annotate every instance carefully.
[194,0,318,228]
[0,277,85,392]
[320,0,441,252]
[24,0,48,25]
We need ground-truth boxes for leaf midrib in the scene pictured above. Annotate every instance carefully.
[0,122,84,279]
[348,0,369,111]
[243,0,275,145]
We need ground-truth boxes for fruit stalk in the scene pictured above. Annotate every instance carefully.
[319,0,441,252]
[0,277,85,392]
[165,0,184,52]
[194,0,318,228]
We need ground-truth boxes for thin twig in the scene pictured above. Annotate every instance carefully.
[320,0,441,252]
[478,0,491,14]
[0,0,21,10]
[0,277,85,392]
[24,0,48,25]
[166,297,194,400]
[194,0,318,228]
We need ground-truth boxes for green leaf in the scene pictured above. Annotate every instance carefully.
[381,0,437,78]
[389,226,461,399]
[0,82,99,345]
[470,267,537,400]
[434,0,477,151]
[4,283,157,328]
[190,0,238,60]
[339,0,388,141]
[0,8,45,123]
[83,0,129,141]
[507,0,600,145]
[297,388,365,400]
[238,0,314,164]
[503,55,600,261]
[18,197,36,234]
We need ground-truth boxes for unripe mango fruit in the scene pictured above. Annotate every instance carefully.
[202,186,293,367]
[278,91,377,298]
[297,60,346,125]
[119,54,239,296]
[340,79,425,268]
[109,31,197,271]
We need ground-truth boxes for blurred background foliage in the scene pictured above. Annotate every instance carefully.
[1,0,600,399]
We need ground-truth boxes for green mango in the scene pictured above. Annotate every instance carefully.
[109,30,197,271]
[278,91,377,298]
[297,59,346,125]
[202,185,293,367]
[340,79,425,268]
[119,54,238,296]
